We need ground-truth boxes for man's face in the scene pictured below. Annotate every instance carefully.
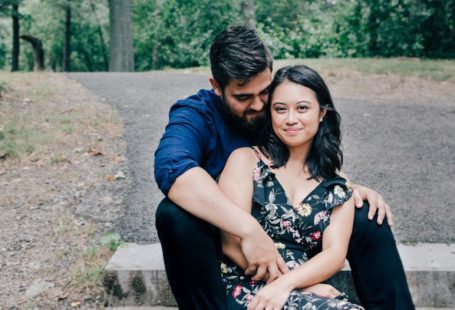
[212,69,272,133]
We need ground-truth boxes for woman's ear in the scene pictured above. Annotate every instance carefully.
[319,108,327,122]
[209,78,222,96]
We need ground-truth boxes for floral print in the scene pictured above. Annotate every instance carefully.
[221,156,363,309]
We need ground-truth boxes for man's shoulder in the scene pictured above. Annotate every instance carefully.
[171,89,220,114]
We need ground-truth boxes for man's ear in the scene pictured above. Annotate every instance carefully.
[209,78,222,96]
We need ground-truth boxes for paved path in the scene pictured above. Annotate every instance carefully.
[67,72,455,244]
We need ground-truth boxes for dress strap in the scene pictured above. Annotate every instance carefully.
[251,146,263,161]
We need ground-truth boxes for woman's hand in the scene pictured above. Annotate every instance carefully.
[247,278,292,310]
[301,283,341,299]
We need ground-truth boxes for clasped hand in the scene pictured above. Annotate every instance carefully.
[241,228,288,283]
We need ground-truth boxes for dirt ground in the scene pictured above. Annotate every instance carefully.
[0,73,129,309]
[0,69,454,309]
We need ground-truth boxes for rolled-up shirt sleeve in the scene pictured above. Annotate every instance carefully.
[154,104,210,195]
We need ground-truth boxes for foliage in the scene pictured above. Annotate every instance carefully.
[0,0,453,71]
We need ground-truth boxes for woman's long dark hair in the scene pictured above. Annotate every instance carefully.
[258,65,343,180]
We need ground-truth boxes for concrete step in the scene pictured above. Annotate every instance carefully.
[103,243,455,308]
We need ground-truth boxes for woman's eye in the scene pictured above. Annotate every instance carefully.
[274,107,286,113]
[297,105,308,111]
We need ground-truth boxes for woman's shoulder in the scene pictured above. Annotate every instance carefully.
[228,147,258,165]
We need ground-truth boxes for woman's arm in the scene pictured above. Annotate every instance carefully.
[219,147,285,278]
[248,193,355,309]
[218,147,257,269]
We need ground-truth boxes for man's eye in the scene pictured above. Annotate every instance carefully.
[235,95,250,101]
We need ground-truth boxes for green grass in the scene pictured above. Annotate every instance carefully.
[0,118,37,159]
[275,58,455,81]
[168,57,455,82]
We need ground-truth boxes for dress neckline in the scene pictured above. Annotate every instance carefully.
[255,158,325,209]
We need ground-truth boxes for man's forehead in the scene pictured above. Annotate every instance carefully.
[227,70,272,93]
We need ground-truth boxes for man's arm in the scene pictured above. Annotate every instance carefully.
[155,104,286,281]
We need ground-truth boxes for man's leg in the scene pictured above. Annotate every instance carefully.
[347,202,415,310]
[155,198,226,310]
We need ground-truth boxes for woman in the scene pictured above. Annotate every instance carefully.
[218,65,364,309]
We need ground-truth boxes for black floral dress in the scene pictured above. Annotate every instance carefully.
[221,153,364,309]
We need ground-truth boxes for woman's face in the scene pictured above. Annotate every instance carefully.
[270,79,326,149]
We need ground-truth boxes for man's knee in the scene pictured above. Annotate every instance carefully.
[155,198,212,242]
[352,201,394,245]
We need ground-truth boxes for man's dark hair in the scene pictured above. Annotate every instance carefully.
[210,26,273,90]
[258,65,343,181]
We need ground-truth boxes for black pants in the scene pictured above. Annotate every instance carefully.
[155,199,415,310]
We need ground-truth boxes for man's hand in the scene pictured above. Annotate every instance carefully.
[351,184,393,226]
[241,228,288,283]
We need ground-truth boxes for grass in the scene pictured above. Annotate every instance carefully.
[167,57,455,82]
[69,233,121,296]
[0,118,37,159]
[275,58,455,81]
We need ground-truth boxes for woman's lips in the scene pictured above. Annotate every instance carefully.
[283,128,302,135]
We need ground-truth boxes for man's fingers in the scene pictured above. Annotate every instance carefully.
[385,203,394,226]
[367,197,378,220]
[353,189,363,208]
[251,264,267,281]
[376,199,386,225]
[245,264,258,276]
[266,263,279,284]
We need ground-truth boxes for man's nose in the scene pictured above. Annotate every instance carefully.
[250,96,264,112]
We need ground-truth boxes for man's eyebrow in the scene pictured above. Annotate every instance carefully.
[260,85,271,94]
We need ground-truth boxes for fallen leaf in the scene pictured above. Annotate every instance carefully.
[106,175,116,182]
[43,287,66,300]
[70,301,81,308]
[88,149,104,157]
[106,170,125,182]
[113,170,125,179]
[112,155,127,164]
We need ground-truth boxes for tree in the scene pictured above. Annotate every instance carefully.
[12,1,19,71]
[242,0,256,29]
[63,0,71,71]
[108,0,135,72]
[20,34,44,71]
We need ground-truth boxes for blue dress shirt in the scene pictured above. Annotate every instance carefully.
[154,89,251,195]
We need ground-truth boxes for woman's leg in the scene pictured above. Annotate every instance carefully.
[347,202,415,310]
[155,198,226,310]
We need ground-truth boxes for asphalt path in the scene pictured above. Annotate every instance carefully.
[67,72,454,244]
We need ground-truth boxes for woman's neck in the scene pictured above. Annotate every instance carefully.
[285,143,311,174]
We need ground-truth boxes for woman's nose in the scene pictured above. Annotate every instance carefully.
[286,111,297,124]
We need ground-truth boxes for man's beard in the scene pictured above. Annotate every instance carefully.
[220,96,267,141]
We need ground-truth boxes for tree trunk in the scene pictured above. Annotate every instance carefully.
[242,0,256,30]
[12,2,19,72]
[63,0,71,72]
[108,0,135,72]
[89,0,108,71]
[20,35,45,71]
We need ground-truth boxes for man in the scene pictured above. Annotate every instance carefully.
[154,26,414,310]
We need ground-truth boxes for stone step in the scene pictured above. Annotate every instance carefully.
[103,243,455,308]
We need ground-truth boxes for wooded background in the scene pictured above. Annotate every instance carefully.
[1,0,454,72]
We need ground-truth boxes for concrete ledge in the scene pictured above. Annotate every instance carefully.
[104,243,455,308]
